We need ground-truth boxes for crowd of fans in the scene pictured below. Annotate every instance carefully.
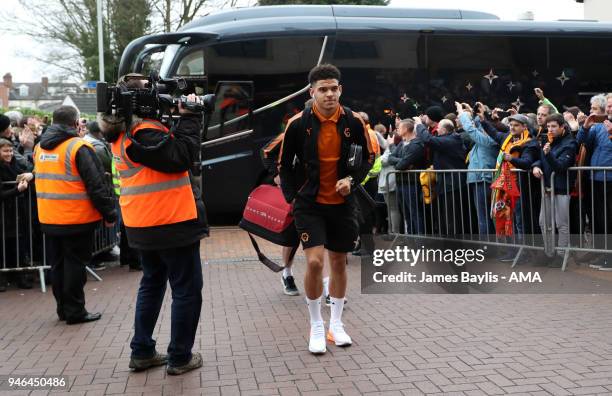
[358,89,612,270]
[0,111,126,292]
[2,87,612,290]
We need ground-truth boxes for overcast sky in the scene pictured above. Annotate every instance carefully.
[0,0,584,83]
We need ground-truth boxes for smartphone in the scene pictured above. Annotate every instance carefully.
[591,114,608,123]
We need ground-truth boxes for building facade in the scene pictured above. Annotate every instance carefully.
[576,0,612,21]
[1,73,81,111]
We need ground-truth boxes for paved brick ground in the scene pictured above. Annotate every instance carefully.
[1,227,612,395]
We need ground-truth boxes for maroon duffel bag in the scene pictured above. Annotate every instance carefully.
[239,184,298,272]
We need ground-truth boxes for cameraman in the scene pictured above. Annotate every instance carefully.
[98,74,208,375]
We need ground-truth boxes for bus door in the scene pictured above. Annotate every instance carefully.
[201,81,255,219]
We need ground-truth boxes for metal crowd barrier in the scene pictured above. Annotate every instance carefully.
[1,182,119,292]
[384,167,612,271]
[386,168,555,268]
[93,215,119,256]
[549,166,612,270]
[0,184,48,291]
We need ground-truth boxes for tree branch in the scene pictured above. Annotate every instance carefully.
[28,53,85,78]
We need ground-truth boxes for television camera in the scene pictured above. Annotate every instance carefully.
[96,72,215,125]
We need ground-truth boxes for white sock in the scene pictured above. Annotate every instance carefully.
[306,296,323,324]
[330,297,345,324]
[283,267,293,279]
[322,277,330,297]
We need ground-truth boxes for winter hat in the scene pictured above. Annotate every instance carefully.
[425,106,444,123]
[508,114,530,126]
[0,114,10,133]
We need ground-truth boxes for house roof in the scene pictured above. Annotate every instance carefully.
[37,101,64,112]
[8,82,81,101]
[63,93,97,115]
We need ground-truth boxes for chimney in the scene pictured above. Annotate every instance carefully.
[42,76,49,89]
[3,73,12,89]
[0,85,8,109]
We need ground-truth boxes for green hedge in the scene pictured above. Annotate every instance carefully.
[1,107,96,120]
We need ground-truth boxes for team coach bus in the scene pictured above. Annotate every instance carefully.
[118,5,612,220]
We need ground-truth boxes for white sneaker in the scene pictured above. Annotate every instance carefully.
[327,321,352,347]
[309,321,326,354]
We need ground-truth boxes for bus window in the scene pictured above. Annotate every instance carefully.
[206,81,254,140]
[204,37,325,105]
[332,32,424,125]
[137,46,166,76]
[176,49,205,76]
[212,40,267,59]
[428,35,546,111]
[202,36,325,138]
[548,36,612,106]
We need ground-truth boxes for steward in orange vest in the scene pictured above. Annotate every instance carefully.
[34,120,116,233]
[33,106,116,325]
[100,89,208,372]
[106,116,208,250]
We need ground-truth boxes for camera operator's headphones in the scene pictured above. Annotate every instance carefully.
[117,74,158,118]
[118,73,148,88]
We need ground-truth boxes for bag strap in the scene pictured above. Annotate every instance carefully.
[342,105,355,124]
[301,105,312,133]
[355,183,377,209]
[247,233,298,272]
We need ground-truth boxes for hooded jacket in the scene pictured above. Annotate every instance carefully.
[532,131,577,194]
[35,124,116,235]
[416,124,467,194]
[386,137,426,187]
[0,156,29,238]
[459,113,499,184]
[577,123,612,182]
[378,144,397,193]
[83,132,112,173]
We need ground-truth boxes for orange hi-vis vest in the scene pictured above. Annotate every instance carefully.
[34,138,102,225]
[110,119,197,228]
[367,127,380,157]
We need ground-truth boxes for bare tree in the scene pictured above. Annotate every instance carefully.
[4,0,254,81]
[8,0,151,82]
[151,0,210,32]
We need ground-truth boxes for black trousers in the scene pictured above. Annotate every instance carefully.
[119,221,139,268]
[130,242,203,366]
[47,232,94,320]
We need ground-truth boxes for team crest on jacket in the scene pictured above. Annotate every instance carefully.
[301,232,309,243]
[344,128,351,138]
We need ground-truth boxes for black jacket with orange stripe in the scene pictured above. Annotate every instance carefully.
[278,105,374,204]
